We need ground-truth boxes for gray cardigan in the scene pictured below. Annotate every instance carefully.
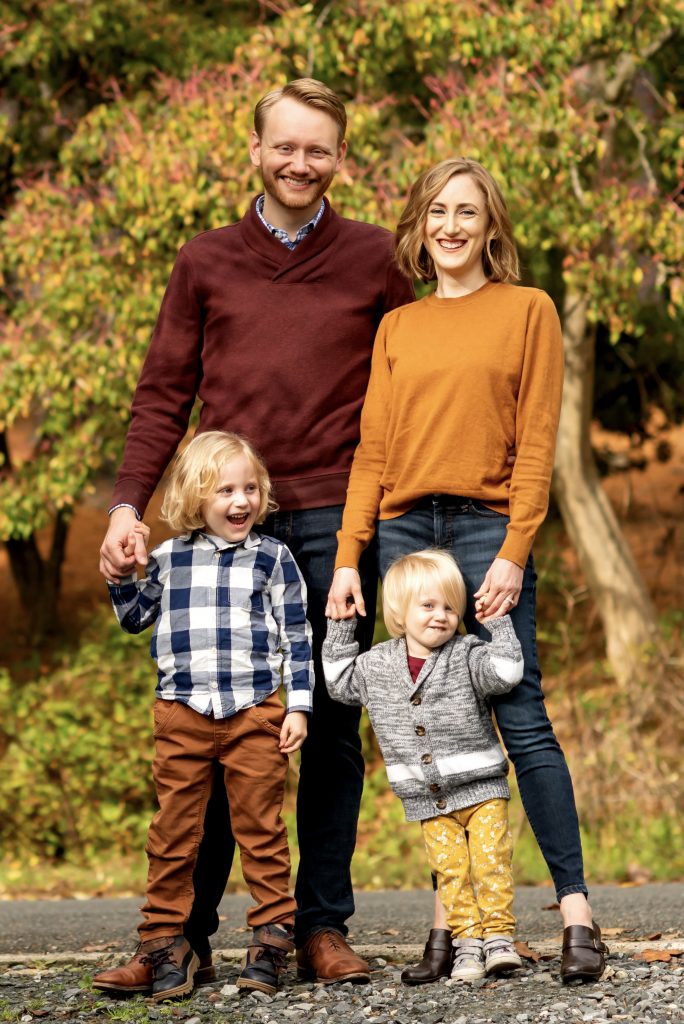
[323,616,523,822]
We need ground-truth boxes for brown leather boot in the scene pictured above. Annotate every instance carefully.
[92,945,214,995]
[297,930,370,985]
[561,923,608,984]
[92,946,152,994]
[401,928,454,985]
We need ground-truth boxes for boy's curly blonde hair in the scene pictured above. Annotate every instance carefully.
[161,431,277,533]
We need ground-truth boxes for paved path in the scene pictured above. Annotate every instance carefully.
[2,885,682,958]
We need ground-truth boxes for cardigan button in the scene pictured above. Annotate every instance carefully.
[429,783,441,793]
[421,753,432,765]
[415,725,426,736]
[411,696,422,705]
[435,799,447,810]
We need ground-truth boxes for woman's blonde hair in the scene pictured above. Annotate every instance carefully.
[395,157,520,284]
[382,549,467,639]
[161,431,277,533]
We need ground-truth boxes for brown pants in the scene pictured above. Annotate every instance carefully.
[139,693,296,940]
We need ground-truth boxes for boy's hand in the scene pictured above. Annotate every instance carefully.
[279,711,308,753]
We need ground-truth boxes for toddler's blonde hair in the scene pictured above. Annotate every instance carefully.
[161,431,277,533]
[382,549,467,638]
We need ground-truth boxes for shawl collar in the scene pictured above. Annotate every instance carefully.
[239,195,342,280]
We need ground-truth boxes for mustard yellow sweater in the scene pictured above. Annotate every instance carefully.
[335,281,564,571]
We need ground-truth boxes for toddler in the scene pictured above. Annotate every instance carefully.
[323,549,523,982]
[96,431,313,1000]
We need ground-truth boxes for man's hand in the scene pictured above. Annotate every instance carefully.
[474,557,523,622]
[326,567,365,619]
[99,507,150,583]
[279,711,308,753]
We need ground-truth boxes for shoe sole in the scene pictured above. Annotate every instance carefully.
[92,982,152,994]
[485,958,523,975]
[236,976,277,995]
[401,972,451,986]
[297,967,370,985]
[152,953,199,1002]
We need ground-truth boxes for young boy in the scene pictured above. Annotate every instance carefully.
[323,549,524,982]
[95,431,313,1000]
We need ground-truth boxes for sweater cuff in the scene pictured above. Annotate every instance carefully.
[325,618,358,644]
[334,537,366,571]
[496,528,533,569]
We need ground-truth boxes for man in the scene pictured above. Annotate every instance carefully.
[96,78,414,995]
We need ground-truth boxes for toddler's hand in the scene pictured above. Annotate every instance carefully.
[279,711,308,753]
[122,522,151,561]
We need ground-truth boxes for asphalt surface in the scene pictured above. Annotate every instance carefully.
[2,885,682,956]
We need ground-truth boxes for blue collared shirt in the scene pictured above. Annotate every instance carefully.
[108,531,314,718]
[256,194,325,250]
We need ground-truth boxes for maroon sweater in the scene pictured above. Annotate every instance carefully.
[112,197,414,514]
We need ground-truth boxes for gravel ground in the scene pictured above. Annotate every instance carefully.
[2,950,684,1024]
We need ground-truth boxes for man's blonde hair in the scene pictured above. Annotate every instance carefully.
[161,431,277,533]
[382,549,467,639]
[395,157,520,284]
[254,78,347,146]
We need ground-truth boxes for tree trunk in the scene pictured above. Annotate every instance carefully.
[552,290,657,683]
[5,510,70,642]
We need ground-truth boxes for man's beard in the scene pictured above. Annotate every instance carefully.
[260,165,335,211]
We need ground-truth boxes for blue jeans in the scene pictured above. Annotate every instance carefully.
[377,495,587,901]
[186,506,375,947]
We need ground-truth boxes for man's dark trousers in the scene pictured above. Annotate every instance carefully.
[184,505,377,949]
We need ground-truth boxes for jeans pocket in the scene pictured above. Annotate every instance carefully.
[468,500,507,519]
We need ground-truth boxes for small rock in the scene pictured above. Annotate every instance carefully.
[252,990,274,1002]
[207,991,222,1002]
[371,958,387,967]
[185,1017,201,1024]
[221,983,240,997]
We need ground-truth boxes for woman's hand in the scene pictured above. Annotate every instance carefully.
[474,557,523,622]
[326,567,366,619]
[280,711,308,754]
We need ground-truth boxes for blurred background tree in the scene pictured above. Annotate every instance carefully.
[2,0,682,668]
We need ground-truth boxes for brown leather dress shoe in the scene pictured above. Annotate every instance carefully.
[297,930,370,984]
[401,928,454,985]
[561,923,608,984]
[93,945,213,995]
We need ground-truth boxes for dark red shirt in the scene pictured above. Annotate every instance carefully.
[407,654,426,685]
[112,196,414,514]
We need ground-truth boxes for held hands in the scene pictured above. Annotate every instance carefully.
[99,508,150,583]
[325,567,365,620]
[279,711,308,754]
[474,557,523,622]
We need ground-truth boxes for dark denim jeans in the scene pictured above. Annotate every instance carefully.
[184,506,375,949]
[376,496,587,901]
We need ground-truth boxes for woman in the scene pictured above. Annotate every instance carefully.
[326,158,607,984]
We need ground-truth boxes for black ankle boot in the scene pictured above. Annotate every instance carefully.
[237,924,295,995]
[401,928,454,985]
[142,935,199,1002]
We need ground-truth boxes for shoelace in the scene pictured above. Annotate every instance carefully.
[140,945,175,969]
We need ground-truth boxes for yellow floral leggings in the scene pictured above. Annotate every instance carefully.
[421,798,515,939]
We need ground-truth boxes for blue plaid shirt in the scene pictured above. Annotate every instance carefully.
[255,194,325,250]
[108,531,314,718]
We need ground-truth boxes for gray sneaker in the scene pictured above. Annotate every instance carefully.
[483,934,523,975]
[450,938,485,982]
